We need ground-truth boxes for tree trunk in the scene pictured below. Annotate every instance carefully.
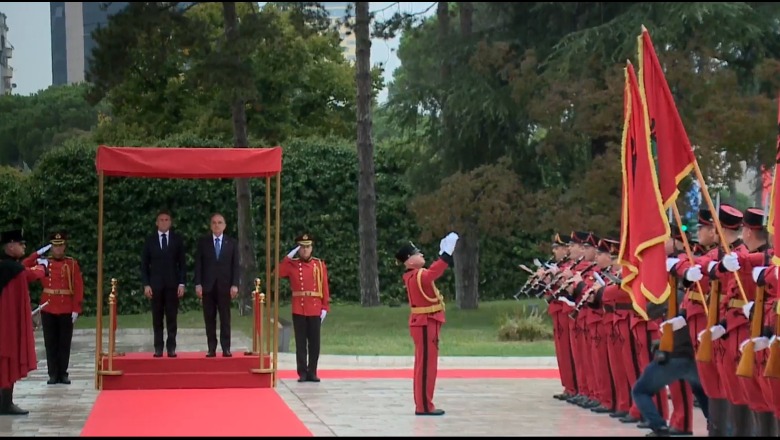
[223,1,258,316]
[454,221,479,309]
[355,2,381,307]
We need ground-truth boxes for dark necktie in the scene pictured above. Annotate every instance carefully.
[162,233,168,251]
[215,237,221,259]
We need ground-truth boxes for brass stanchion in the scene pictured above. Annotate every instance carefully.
[98,278,123,377]
[245,278,261,355]
[251,278,272,374]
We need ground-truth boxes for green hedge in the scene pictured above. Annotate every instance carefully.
[4,135,544,315]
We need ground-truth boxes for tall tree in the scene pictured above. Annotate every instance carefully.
[221,2,257,312]
[354,2,380,307]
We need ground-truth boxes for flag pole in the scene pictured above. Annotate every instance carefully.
[691,162,749,303]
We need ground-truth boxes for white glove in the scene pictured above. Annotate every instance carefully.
[707,261,718,273]
[753,336,770,352]
[685,265,703,282]
[722,252,740,272]
[439,232,459,256]
[559,297,576,307]
[710,324,726,341]
[37,244,52,255]
[287,246,300,259]
[660,316,687,333]
[742,301,754,319]
[36,258,49,268]
[666,258,680,273]
[320,309,327,322]
[753,267,768,283]
[71,312,78,323]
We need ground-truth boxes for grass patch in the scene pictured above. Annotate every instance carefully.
[75,299,555,356]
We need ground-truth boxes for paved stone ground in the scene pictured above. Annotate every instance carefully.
[0,328,708,437]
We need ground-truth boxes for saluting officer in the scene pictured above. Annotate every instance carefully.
[24,231,84,385]
[278,234,331,383]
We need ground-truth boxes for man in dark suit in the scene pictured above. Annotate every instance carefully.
[194,213,240,357]
[141,210,187,358]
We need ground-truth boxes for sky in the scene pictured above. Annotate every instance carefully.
[0,2,435,102]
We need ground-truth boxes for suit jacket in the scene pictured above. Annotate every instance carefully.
[141,230,187,291]
[194,233,240,293]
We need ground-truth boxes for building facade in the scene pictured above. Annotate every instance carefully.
[321,2,356,62]
[50,2,129,86]
[0,12,13,95]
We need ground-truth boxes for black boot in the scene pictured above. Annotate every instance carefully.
[730,403,752,437]
[754,411,776,437]
[0,386,28,416]
[707,398,728,437]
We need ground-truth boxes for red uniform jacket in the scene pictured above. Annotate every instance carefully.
[279,256,331,317]
[403,258,449,327]
[24,252,84,315]
[0,259,45,388]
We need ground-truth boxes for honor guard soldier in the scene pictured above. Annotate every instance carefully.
[278,234,331,383]
[396,232,458,416]
[24,231,84,385]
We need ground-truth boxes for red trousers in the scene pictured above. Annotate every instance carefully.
[714,328,748,406]
[591,319,614,409]
[551,308,577,395]
[606,314,631,413]
[668,380,693,432]
[570,312,592,398]
[686,312,726,399]
[410,319,441,413]
[626,317,669,420]
[755,350,780,418]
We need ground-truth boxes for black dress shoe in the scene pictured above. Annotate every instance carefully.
[297,376,307,383]
[415,409,445,416]
[153,351,163,358]
[307,376,321,383]
[591,406,613,413]
[610,411,629,418]
[637,421,651,429]
[167,351,177,358]
[206,351,216,358]
[46,378,58,385]
[59,377,71,385]
[646,426,671,437]
[668,428,692,435]
[222,351,232,358]
[619,415,641,423]
[0,403,29,416]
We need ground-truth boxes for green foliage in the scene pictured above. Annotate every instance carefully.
[0,135,546,316]
[497,303,553,342]
[0,84,99,167]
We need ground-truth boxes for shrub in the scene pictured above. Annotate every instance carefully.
[497,304,553,342]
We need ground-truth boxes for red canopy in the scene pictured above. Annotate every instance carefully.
[95,146,283,178]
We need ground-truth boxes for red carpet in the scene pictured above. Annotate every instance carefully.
[80,389,311,437]
[276,368,559,379]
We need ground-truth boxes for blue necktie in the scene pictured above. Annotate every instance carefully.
[215,237,221,259]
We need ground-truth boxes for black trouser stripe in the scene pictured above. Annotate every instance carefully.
[678,379,690,430]
[421,325,429,413]
[606,342,616,410]
[568,325,578,393]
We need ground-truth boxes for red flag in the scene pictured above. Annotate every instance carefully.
[638,27,697,209]
[769,96,780,264]
[618,62,672,319]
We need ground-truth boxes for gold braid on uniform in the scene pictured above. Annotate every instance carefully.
[314,260,323,297]
[416,269,445,311]
[63,260,74,294]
